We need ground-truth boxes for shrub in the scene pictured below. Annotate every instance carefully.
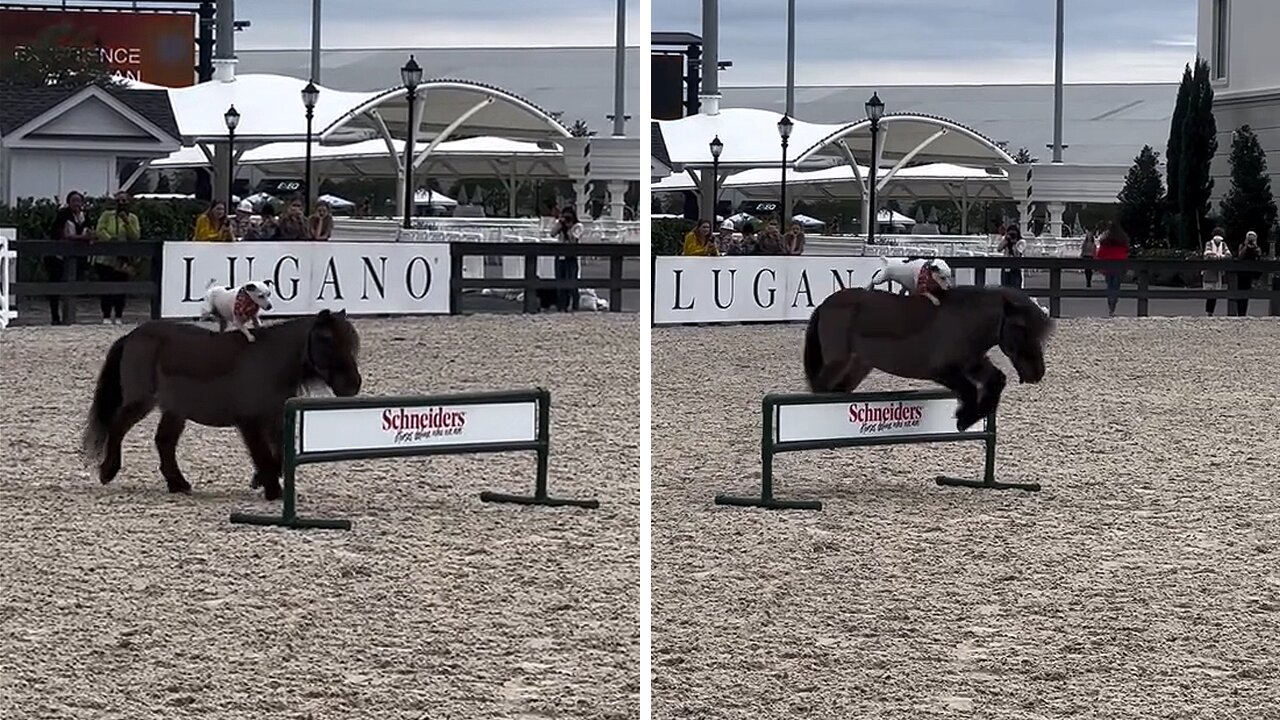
[652,217,693,256]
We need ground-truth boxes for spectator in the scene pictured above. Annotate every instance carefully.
[93,191,141,325]
[1079,229,1097,288]
[277,199,312,240]
[717,219,744,255]
[681,220,718,256]
[1203,227,1232,316]
[231,200,255,239]
[1235,230,1262,316]
[193,200,233,241]
[245,203,280,240]
[757,219,784,255]
[997,226,1027,289]
[783,221,806,255]
[549,205,585,311]
[44,190,94,325]
[1095,221,1130,317]
[739,221,760,255]
[309,200,334,240]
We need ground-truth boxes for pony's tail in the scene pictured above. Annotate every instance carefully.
[82,335,127,462]
[803,303,824,392]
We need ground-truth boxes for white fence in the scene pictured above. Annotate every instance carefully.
[1,229,16,329]
[333,217,641,245]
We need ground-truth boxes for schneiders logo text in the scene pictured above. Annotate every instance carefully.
[381,406,467,443]
[848,401,925,433]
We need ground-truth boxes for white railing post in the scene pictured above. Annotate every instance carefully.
[0,229,17,329]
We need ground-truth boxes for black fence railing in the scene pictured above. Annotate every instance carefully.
[8,240,640,324]
[942,255,1280,317]
[448,241,639,314]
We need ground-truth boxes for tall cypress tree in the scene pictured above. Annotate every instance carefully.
[1219,124,1278,250]
[1117,145,1167,248]
[1177,57,1218,249]
[1165,63,1193,244]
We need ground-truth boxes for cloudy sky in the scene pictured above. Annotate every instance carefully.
[653,0,1197,85]
[231,0,641,49]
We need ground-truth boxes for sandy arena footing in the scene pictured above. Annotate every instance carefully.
[0,314,639,720]
[653,317,1280,719]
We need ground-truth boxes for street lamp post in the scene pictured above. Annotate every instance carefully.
[224,105,240,206]
[400,55,423,230]
[709,135,723,222]
[865,92,885,245]
[301,80,319,216]
[777,115,793,227]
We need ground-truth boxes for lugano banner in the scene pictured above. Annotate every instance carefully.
[652,256,976,325]
[160,241,450,318]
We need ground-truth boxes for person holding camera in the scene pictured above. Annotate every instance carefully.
[549,206,585,311]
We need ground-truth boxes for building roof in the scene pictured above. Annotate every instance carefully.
[236,46,642,138]
[651,121,671,169]
[717,82,1178,166]
[0,84,179,137]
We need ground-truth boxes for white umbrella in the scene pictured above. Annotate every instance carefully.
[317,193,355,208]
[791,214,826,228]
[413,188,458,206]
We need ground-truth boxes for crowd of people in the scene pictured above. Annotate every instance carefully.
[680,217,807,257]
[42,190,335,325]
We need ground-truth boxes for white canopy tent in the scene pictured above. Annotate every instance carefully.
[655,108,843,171]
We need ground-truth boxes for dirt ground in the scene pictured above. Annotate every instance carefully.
[652,318,1280,719]
[0,314,639,720]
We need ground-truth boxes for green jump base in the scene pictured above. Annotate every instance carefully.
[934,475,1041,492]
[228,512,353,530]
[714,494,824,511]
[479,491,600,509]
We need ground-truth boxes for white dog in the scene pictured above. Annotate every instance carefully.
[867,256,955,305]
[200,279,274,341]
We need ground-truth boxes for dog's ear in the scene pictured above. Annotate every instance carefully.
[243,282,258,293]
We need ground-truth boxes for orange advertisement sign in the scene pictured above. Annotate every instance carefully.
[0,9,195,87]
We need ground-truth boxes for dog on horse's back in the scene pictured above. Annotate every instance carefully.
[866,256,954,306]
[803,285,1053,431]
[201,279,274,341]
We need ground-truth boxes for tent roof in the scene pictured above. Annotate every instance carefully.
[655,108,844,170]
[795,113,1013,168]
[150,135,567,180]
[654,161,1011,201]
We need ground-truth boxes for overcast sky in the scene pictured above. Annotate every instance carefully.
[653,0,1197,85]
[231,0,641,49]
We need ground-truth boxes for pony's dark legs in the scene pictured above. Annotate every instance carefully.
[935,367,982,431]
[155,412,191,493]
[249,414,285,490]
[966,357,1007,422]
[98,400,154,484]
[237,419,283,501]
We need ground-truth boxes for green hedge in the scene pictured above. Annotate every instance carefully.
[0,196,209,281]
[652,217,693,256]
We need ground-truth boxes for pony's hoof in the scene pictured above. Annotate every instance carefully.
[166,479,192,494]
[99,462,120,485]
[261,482,282,501]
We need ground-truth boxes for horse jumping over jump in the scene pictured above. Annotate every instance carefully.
[82,309,363,500]
[803,286,1053,431]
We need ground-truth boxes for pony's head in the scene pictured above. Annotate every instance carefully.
[305,309,362,396]
[996,288,1054,384]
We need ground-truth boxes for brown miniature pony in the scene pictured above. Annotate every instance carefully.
[804,286,1053,431]
[82,309,362,500]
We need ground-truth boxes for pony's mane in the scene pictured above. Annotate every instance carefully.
[944,285,1054,340]
[249,312,361,394]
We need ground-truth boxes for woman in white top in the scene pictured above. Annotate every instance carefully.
[1203,228,1232,316]
[549,206,585,311]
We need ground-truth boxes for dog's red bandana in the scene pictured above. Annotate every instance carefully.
[916,265,940,295]
[233,290,259,323]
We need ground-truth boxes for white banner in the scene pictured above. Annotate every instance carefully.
[300,400,537,454]
[652,256,977,325]
[160,241,450,318]
[777,396,981,444]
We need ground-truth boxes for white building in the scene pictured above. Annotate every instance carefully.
[1198,0,1280,200]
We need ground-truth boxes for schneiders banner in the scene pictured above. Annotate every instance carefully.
[160,241,450,318]
[777,397,976,443]
[299,401,538,454]
[653,256,977,325]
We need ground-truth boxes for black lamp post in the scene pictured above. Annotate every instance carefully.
[777,115,793,227]
[224,104,240,206]
[709,135,723,222]
[865,92,885,245]
[301,80,319,216]
[400,54,423,230]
